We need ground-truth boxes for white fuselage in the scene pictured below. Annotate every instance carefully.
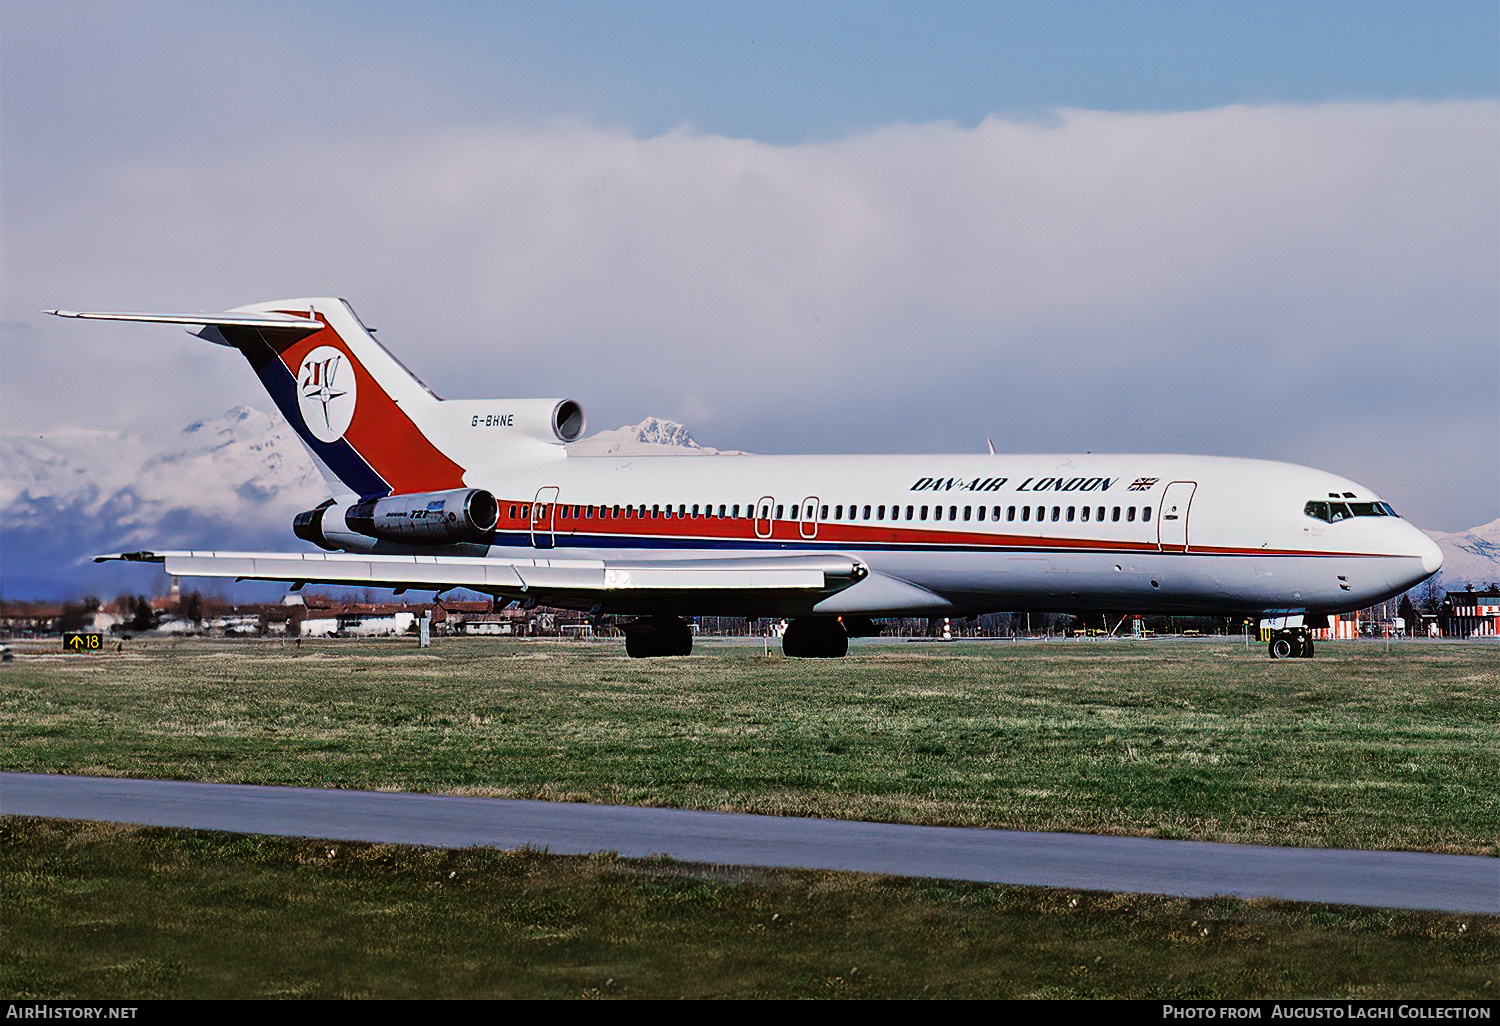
[448,451,1441,618]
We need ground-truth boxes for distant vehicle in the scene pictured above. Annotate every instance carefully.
[53,298,1442,659]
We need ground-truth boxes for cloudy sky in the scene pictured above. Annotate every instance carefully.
[3,1,1496,533]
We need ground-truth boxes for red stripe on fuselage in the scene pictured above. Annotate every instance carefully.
[495,501,1394,557]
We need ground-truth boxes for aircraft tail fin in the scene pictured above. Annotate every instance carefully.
[49,298,585,498]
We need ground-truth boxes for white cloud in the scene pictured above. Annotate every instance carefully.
[3,102,1495,531]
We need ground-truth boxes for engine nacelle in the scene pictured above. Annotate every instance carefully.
[441,397,586,451]
[294,488,499,549]
[347,488,499,544]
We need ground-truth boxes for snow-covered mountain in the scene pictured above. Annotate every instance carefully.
[0,409,730,596]
[566,416,744,456]
[1,407,327,597]
[1,406,327,538]
[1425,519,1500,591]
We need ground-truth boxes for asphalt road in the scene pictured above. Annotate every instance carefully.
[3,772,1495,914]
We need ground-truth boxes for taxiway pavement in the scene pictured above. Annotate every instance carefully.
[3,772,1494,913]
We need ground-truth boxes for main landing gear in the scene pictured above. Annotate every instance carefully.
[781,617,850,658]
[622,615,876,658]
[622,616,693,658]
[1267,627,1314,659]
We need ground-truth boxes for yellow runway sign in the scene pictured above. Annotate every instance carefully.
[62,632,103,652]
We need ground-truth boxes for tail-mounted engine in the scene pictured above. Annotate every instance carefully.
[294,488,499,550]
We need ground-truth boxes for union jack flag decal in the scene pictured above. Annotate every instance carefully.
[1128,477,1158,491]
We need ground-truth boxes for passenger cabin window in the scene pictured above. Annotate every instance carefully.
[1142,507,1151,522]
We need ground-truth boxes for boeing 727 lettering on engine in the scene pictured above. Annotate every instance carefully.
[49,298,1443,658]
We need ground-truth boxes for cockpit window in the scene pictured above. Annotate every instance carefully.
[1304,499,1398,523]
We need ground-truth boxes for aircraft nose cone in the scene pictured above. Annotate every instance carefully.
[1420,533,1444,576]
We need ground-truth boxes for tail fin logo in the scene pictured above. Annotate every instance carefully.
[297,345,357,442]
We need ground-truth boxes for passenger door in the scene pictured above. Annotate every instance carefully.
[531,486,559,549]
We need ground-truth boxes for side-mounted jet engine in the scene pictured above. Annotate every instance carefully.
[294,488,499,550]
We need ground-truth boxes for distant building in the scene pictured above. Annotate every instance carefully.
[460,616,514,635]
[1313,612,1360,641]
[1440,589,1500,638]
[0,602,61,637]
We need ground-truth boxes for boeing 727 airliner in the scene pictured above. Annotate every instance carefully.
[50,298,1442,658]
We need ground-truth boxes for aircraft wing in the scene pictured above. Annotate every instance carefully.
[96,550,870,614]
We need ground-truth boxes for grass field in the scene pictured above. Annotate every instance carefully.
[5,817,1495,1000]
[3,636,1497,999]
[2,635,1496,853]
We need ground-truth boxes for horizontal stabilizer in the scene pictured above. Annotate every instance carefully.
[45,309,322,331]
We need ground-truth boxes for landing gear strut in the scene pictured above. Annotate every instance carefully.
[622,616,693,657]
[781,617,849,658]
[1268,627,1314,659]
